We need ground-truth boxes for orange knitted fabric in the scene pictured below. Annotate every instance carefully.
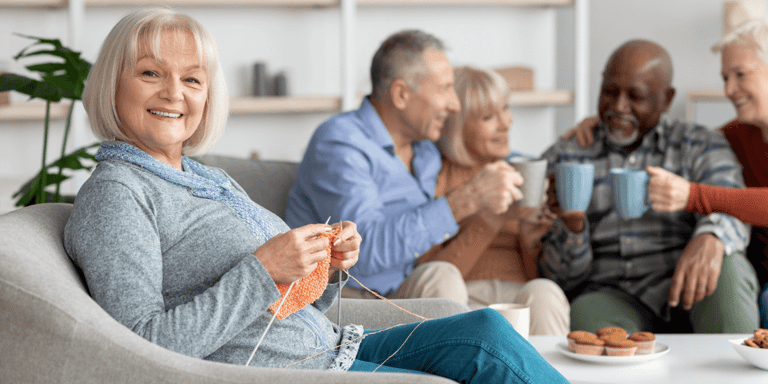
[269,227,340,319]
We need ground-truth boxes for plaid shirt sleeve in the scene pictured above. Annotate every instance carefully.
[540,218,593,291]
[682,129,750,255]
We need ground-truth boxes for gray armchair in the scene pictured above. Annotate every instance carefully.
[0,155,469,383]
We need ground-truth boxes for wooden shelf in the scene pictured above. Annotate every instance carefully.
[0,102,70,121]
[6,0,574,7]
[232,90,572,115]
[0,0,67,6]
[0,97,340,120]
[229,95,343,114]
[359,0,572,6]
[85,0,339,6]
[508,89,572,107]
[686,89,729,121]
[0,91,572,121]
[688,89,726,101]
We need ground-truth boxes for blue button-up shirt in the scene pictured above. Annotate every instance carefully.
[286,97,459,295]
[540,119,749,319]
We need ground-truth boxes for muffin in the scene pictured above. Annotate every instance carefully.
[628,332,656,355]
[574,336,605,356]
[567,331,597,352]
[596,326,627,340]
[598,332,627,342]
[604,339,637,357]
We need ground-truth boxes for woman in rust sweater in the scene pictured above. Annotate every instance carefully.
[648,19,768,327]
[417,66,569,335]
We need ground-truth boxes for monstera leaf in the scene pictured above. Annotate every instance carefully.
[12,143,99,207]
[0,34,91,101]
[1,34,94,206]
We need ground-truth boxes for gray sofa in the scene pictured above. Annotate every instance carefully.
[0,155,468,384]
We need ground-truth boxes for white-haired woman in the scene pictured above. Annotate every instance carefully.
[560,19,768,327]
[64,8,568,383]
[417,66,570,335]
[643,19,768,328]
[66,6,362,370]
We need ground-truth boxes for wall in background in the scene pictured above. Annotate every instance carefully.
[556,0,743,135]
[0,0,748,213]
[0,3,565,213]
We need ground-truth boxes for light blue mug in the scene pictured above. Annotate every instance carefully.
[555,163,595,212]
[610,168,650,219]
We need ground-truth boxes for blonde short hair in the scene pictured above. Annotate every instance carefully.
[82,7,228,156]
[438,65,510,166]
[712,18,768,66]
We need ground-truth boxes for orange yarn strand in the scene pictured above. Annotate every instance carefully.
[345,273,429,321]
[372,320,425,372]
[261,223,432,369]
[280,271,432,369]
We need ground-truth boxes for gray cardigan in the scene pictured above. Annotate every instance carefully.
[64,159,349,370]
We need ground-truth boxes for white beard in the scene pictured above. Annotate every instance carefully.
[604,124,640,147]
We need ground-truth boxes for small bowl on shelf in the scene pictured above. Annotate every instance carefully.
[729,338,768,370]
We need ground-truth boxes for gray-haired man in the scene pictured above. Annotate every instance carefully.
[286,30,522,302]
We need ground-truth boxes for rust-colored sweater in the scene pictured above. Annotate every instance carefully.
[417,159,536,283]
[721,120,768,189]
[718,120,768,285]
[687,183,768,228]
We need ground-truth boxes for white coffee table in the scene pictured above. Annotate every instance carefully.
[528,334,768,383]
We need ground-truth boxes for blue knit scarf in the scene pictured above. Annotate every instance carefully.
[96,141,282,244]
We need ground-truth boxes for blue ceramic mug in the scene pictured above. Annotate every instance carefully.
[555,163,595,212]
[610,168,650,219]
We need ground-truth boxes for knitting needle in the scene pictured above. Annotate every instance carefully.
[246,280,294,366]
[337,220,343,327]
[245,217,331,366]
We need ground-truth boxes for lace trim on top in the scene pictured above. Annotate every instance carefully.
[328,324,364,371]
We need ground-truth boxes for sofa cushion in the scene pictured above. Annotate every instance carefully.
[197,155,298,219]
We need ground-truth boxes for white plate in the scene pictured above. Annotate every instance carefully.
[728,337,768,370]
[556,342,670,364]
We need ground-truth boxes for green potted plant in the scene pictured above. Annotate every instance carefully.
[0,34,98,207]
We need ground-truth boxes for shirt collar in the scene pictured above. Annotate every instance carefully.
[356,96,397,155]
[650,117,671,152]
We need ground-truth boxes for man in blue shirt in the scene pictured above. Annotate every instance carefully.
[286,30,523,301]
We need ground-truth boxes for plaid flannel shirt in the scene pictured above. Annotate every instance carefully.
[540,119,749,319]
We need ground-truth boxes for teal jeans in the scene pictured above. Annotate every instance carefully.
[349,309,567,384]
[570,252,759,333]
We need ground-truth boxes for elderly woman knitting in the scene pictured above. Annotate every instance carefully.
[64,7,566,383]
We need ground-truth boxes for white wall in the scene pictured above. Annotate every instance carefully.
[0,4,561,213]
[0,1,747,213]
[557,0,743,136]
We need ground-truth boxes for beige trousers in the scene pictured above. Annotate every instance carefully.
[341,261,468,303]
[466,278,570,335]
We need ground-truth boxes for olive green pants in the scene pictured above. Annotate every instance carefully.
[570,252,759,333]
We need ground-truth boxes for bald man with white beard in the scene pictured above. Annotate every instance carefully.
[540,39,758,334]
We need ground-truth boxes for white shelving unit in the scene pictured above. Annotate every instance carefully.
[0,0,588,120]
[0,0,67,6]
[686,88,736,130]
[0,0,589,214]
[0,90,575,120]
[0,102,71,121]
[686,88,726,121]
